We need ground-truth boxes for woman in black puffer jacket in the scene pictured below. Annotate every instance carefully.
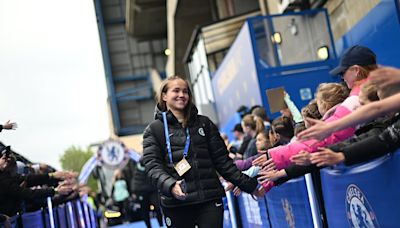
[142,76,258,228]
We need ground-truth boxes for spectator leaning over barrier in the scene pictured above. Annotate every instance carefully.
[293,67,400,167]
[0,148,75,217]
[269,116,295,147]
[226,130,272,197]
[261,81,388,183]
[234,130,272,172]
[253,45,378,179]
[255,83,348,188]
[0,120,17,132]
[298,66,400,140]
[142,76,258,228]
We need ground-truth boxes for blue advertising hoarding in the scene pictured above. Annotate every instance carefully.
[320,151,400,228]
[237,193,271,228]
[265,177,314,227]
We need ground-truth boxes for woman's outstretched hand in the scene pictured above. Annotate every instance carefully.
[297,118,332,140]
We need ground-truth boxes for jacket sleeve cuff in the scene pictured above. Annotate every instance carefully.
[238,177,258,193]
[162,177,177,197]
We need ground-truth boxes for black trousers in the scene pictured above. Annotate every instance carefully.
[162,199,224,228]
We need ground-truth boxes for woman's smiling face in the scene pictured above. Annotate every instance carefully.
[162,79,189,112]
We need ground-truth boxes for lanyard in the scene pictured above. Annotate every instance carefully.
[162,112,190,164]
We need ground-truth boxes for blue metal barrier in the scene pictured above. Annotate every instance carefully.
[265,176,314,228]
[44,208,58,228]
[21,210,44,228]
[320,151,400,227]
[82,202,91,228]
[237,192,270,228]
[57,205,67,228]
[66,202,77,228]
[74,200,86,228]
[88,207,97,228]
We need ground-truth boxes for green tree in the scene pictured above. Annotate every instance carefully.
[59,145,98,192]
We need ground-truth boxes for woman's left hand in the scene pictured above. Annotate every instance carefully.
[171,181,187,200]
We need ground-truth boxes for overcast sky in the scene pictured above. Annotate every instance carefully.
[0,0,110,170]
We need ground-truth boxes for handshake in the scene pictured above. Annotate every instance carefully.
[51,171,79,195]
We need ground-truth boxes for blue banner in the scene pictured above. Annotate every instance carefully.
[265,176,314,227]
[211,23,263,128]
[320,150,400,228]
[237,193,270,228]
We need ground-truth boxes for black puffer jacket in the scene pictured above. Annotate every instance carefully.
[131,159,155,194]
[143,105,257,208]
[0,173,56,216]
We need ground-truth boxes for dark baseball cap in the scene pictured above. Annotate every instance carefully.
[232,123,243,133]
[330,45,376,76]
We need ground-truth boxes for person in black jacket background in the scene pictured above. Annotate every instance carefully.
[0,151,74,217]
[142,76,258,228]
[130,158,162,228]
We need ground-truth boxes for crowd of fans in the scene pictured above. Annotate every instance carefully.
[0,125,163,228]
[0,137,81,226]
[223,45,400,200]
[2,44,400,227]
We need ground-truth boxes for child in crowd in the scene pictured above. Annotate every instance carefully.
[269,116,294,147]
[235,130,271,171]
[301,100,322,128]
[241,114,265,159]
[227,130,271,196]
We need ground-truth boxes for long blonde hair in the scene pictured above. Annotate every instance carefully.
[316,83,349,114]
[156,76,194,127]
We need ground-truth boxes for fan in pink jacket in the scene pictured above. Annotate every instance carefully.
[269,86,361,169]
[269,45,378,170]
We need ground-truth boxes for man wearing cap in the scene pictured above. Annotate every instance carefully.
[330,45,377,89]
